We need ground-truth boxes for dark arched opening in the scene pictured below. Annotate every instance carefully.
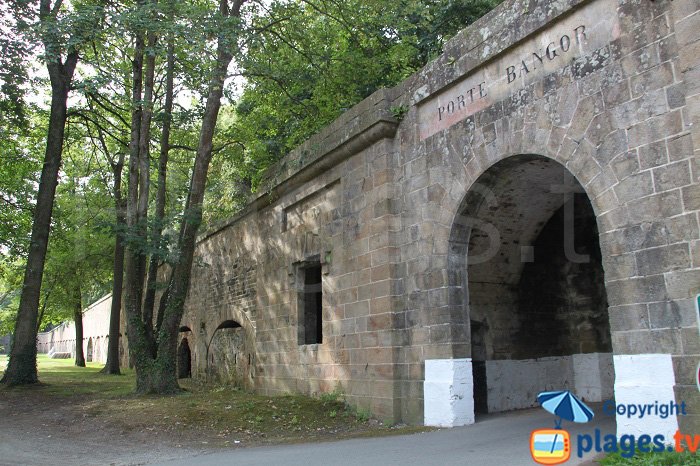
[452,155,613,416]
[216,320,242,330]
[178,337,192,379]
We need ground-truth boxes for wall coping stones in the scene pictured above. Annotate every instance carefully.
[198,88,399,242]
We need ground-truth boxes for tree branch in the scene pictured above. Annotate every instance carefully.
[0,193,33,213]
[168,144,196,152]
[212,139,245,154]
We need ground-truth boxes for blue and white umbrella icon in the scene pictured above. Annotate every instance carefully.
[537,390,594,428]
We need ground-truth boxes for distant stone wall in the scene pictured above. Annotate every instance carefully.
[37,294,113,364]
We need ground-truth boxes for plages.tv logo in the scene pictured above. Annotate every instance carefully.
[530,429,571,465]
[530,390,594,465]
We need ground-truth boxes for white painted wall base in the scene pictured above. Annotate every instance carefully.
[486,357,573,412]
[424,358,474,427]
[573,353,614,402]
[613,354,679,441]
[423,353,615,426]
[485,353,613,412]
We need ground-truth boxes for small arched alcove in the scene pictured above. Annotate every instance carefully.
[86,337,94,363]
[178,337,192,379]
[207,319,252,388]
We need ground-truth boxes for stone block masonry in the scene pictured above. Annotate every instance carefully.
[137,0,700,432]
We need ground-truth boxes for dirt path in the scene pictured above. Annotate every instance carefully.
[0,357,425,465]
[0,395,204,466]
[1,394,608,466]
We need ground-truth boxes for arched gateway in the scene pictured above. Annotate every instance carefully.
[446,154,613,418]
[182,0,699,437]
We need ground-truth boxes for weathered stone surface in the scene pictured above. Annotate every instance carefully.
[607,304,649,332]
[648,299,698,329]
[635,243,691,275]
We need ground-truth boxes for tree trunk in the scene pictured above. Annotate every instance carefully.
[146,32,174,335]
[101,157,125,375]
[144,0,239,394]
[73,280,85,367]
[139,30,158,354]
[1,51,78,385]
[123,9,150,377]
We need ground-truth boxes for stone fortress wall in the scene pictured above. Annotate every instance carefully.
[36,0,700,436]
[180,0,700,435]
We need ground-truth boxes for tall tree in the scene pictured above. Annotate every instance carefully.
[2,0,104,385]
[124,0,244,393]
[76,33,133,375]
[72,280,85,367]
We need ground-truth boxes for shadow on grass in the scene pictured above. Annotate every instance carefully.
[0,354,135,398]
[0,354,430,448]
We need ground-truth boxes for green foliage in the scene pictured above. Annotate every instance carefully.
[0,2,31,127]
[0,105,46,337]
[600,449,700,465]
[39,141,115,328]
[319,387,344,403]
[0,107,44,257]
[0,258,25,336]
[203,0,500,219]
[0,100,115,335]
[391,105,409,121]
[355,408,371,423]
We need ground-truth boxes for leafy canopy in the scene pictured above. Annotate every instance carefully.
[203,0,499,219]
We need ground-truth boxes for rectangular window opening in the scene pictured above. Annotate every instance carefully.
[299,262,323,345]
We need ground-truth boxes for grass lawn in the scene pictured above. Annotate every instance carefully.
[599,450,700,465]
[0,354,425,449]
[1,354,134,397]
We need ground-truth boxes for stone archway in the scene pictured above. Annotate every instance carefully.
[453,154,614,417]
[206,320,254,388]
